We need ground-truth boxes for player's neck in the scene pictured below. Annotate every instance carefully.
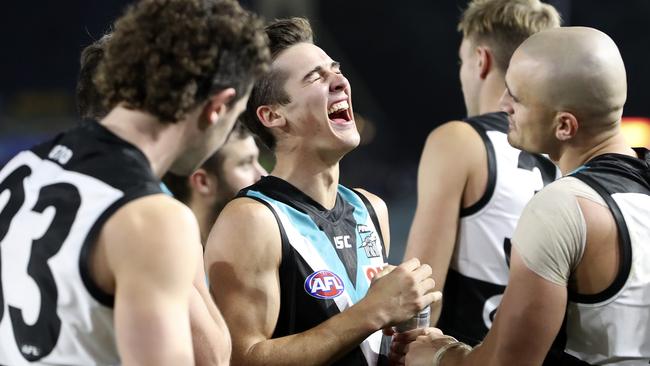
[477,76,506,115]
[99,105,187,177]
[272,151,341,210]
[557,130,636,175]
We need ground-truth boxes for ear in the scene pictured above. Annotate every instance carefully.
[203,88,237,126]
[188,168,216,196]
[256,105,285,128]
[555,112,579,141]
[476,46,492,80]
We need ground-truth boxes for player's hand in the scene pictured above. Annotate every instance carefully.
[372,264,395,282]
[386,327,434,366]
[404,329,453,366]
[362,258,440,327]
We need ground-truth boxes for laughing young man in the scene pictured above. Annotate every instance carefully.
[204,18,438,366]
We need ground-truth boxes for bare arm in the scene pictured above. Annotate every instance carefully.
[405,187,614,366]
[406,248,566,366]
[403,122,485,323]
[205,198,437,366]
[190,241,232,366]
[100,195,198,366]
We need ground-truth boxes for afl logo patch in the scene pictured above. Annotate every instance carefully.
[304,270,344,299]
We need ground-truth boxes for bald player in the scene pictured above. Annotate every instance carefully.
[403,0,560,347]
[406,27,650,366]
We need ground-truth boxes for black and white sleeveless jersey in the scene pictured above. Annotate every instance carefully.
[239,176,388,365]
[556,148,650,365]
[438,112,559,345]
[0,121,162,365]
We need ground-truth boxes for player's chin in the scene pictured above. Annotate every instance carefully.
[334,128,360,150]
[506,133,521,149]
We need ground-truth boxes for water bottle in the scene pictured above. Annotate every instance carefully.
[395,305,431,332]
[378,305,431,365]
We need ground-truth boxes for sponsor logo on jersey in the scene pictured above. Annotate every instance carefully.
[333,235,352,249]
[357,224,381,258]
[304,270,344,299]
[363,264,387,283]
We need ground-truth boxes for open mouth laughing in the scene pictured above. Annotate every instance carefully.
[327,100,353,124]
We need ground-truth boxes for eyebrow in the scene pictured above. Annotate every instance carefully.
[302,61,341,82]
[505,80,520,102]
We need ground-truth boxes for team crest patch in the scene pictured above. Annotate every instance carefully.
[357,224,381,258]
[304,270,345,299]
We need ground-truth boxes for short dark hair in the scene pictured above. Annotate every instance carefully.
[77,33,112,120]
[241,17,313,150]
[94,0,270,123]
[162,121,251,203]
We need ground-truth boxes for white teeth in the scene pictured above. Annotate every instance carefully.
[328,100,349,115]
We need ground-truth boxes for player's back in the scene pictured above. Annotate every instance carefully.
[0,121,162,365]
[440,112,559,345]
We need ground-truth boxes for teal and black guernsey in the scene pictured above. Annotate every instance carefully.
[239,176,388,365]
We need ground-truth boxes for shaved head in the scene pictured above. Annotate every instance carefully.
[510,27,627,127]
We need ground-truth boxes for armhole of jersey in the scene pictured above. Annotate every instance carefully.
[78,185,162,308]
[238,194,296,333]
[567,173,633,304]
[544,314,593,366]
[351,189,387,260]
[460,120,497,217]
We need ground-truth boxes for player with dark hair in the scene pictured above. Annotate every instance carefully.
[205,17,438,366]
[0,0,270,364]
[163,122,266,244]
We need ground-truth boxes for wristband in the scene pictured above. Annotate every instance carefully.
[431,339,472,366]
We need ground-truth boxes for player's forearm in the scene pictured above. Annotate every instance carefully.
[406,225,455,327]
[440,341,495,366]
[190,288,231,366]
[235,303,381,365]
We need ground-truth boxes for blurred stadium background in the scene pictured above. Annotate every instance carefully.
[1,0,649,262]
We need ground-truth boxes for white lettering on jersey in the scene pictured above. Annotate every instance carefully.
[333,235,351,249]
[47,145,73,165]
[311,276,343,293]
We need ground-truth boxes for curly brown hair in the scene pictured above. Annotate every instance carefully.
[241,17,313,150]
[94,0,270,123]
[77,33,112,120]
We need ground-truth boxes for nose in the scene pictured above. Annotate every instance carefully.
[499,89,513,114]
[329,72,349,93]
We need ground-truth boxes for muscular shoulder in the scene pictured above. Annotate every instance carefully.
[210,196,279,236]
[416,121,486,203]
[512,178,598,286]
[109,193,198,233]
[204,196,282,267]
[100,194,200,284]
[102,194,199,250]
[424,121,482,154]
[353,189,387,219]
